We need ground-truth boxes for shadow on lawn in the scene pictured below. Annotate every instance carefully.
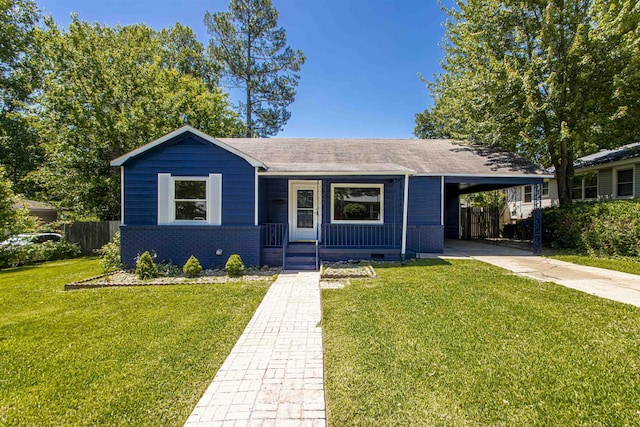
[372,258,452,269]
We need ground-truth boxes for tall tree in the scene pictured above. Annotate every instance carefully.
[205,0,306,137]
[31,17,243,220]
[416,0,640,206]
[0,0,42,195]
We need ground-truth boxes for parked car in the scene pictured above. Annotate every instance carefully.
[0,233,62,248]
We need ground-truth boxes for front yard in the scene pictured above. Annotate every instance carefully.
[322,259,640,426]
[0,258,271,426]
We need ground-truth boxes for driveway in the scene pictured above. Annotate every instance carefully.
[441,240,640,308]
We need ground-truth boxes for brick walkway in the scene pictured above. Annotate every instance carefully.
[184,271,325,427]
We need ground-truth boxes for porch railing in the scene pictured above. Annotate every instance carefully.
[320,223,401,248]
[263,223,286,247]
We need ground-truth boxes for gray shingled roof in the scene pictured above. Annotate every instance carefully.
[575,142,640,169]
[218,138,546,176]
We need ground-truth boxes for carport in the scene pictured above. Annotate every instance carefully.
[443,175,548,254]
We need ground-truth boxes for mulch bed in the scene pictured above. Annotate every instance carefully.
[321,261,377,279]
[64,267,281,290]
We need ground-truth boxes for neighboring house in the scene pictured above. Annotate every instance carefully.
[507,142,640,219]
[111,126,549,270]
[12,199,58,224]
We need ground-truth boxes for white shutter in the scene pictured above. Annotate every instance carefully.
[157,173,171,224]
[208,174,222,225]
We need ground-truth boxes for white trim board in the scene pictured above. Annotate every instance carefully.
[111,125,266,168]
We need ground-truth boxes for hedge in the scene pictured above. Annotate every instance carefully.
[541,200,640,257]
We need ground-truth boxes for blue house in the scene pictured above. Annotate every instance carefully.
[111,126,550,270]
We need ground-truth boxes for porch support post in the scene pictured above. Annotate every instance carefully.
[120,166,125,225]
[401,174,410,260]
[254,167,259,226]
[533,182,542,255]
[440,176,445,226]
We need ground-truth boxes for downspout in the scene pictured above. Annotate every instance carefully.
[401,174,410,264]
[120,167,125,225]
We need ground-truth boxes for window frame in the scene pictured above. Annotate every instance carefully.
[614,167,635,199]
[330,183,384,224]
[157,173,222,225]
[572,173,598,201]
[171,177,209,223]
[523,185,533,203]
[542,181,549,198]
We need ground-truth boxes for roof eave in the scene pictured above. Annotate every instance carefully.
[110,125,266,168]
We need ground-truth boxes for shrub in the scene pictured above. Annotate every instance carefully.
[225,254,245,277]
[0,240,81,269]
[157,261,181,277]
[96,232,121,273]
[183,255,202,277]
[541,200,640,257]
[135,251,158,280]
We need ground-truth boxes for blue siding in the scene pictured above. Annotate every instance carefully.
[407,177,442,225]
[120,225,261,269]
[262,178,288,223]
[124,133,256,226]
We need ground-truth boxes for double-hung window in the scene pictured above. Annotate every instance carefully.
[157,173,222,225]
[616,168,634,198]
[331,184,384,224]
[174,179,207,221]
[523,185,533,203]
[572,173,598,201]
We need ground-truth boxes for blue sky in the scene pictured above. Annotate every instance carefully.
[37,0,449,138]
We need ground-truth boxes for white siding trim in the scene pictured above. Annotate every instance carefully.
[120,167,125,225]
[157,173,171,225]
[440,176,445,226]
[254,168,259,226]
[208,174,222,225]
[401,175,409,256]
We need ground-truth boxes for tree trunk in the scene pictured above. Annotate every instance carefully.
[555,155,574,207]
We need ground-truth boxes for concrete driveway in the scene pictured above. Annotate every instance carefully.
[441,240,640,308]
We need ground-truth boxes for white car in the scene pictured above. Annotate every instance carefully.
[0,233,63,248]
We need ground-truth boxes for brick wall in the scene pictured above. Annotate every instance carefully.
[120,225,262,269]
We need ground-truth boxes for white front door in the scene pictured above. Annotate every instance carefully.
[289,180,321,241]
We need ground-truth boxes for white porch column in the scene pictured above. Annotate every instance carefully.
[401,174,410,258]
[254,167,259,226]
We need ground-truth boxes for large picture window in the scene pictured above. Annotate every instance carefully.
[331,184,383,224]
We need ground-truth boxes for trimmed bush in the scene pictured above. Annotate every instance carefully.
[135,251,158,280]
[225,254,245,277]
[96,231,121,273]
[183,255,202,277]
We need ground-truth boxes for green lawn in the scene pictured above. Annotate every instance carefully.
[547,254,640,276]
[322,259,640,426]
[0,258,271,426]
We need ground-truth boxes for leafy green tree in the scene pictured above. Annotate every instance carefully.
[205,0,306,137]
[0,165,35,238]
[31,17,243,220]
[0,0,43,195]
[416,0,640,206]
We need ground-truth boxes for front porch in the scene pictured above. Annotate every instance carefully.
[261,222,444,270]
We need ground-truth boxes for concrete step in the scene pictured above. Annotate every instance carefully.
[286,243,317,255]
[285,263,318,271]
